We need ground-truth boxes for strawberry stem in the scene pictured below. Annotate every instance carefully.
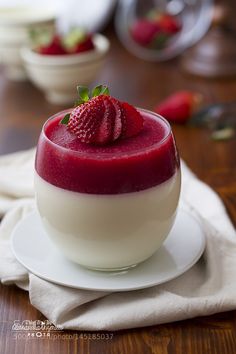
[92,85,109,97]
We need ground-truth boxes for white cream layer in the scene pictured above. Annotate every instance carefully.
[35,170,181,270]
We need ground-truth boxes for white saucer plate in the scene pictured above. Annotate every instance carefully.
[11,210,205,292]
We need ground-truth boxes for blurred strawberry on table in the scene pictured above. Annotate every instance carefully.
[154,91,204,124]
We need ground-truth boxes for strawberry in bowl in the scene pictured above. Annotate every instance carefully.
[31,28,96,55]
[21,29,109,104]
[130,10,182,50]
[35,85,181,270]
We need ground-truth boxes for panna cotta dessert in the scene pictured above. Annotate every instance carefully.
[35,85,181,270]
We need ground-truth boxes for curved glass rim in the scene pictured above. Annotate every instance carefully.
[40,107,173,160]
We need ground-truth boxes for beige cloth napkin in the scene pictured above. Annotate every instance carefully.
[0,148,236,331]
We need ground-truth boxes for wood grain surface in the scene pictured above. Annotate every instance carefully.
[0,25,236,354]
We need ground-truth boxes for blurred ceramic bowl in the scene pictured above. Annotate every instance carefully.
[21,34,110,104]
[0,6,56,81]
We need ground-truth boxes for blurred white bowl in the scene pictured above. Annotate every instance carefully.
[58,0,117,33]
[21,34,110,104]
[0,6,56,80]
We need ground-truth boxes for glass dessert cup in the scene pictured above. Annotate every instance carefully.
[35,108,181,271]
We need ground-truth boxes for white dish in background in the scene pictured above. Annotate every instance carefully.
[58,0,117,33]
[11,209,205,292]
[0,5,56,80]
[21,33,110,105]
[0,6,57,26]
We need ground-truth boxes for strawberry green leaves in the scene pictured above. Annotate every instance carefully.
[92,85,110,97]
[74,85,109,107]
[60,85,110,125]
[211,127,235,141]
[60,113,70,125]
[78,86,90,101]
[74,86,90,106]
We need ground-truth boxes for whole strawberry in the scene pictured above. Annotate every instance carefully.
[130,10,182,49]
[63,29,95,54]
[61,85,143,145]
[74,36,94,53]
[148,11,182,34]
[37,35,67,55]
[158,13,181,34]
[130,19,161,47]
[154,91,203,124]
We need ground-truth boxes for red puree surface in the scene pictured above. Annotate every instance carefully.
[35,110,180,194]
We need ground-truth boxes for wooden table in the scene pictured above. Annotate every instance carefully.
[0,26,236,354]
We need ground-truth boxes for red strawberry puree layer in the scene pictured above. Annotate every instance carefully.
[35,110,180,194]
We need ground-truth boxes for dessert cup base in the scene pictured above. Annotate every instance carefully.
[11,210,206,291]
[81,263,138,273]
